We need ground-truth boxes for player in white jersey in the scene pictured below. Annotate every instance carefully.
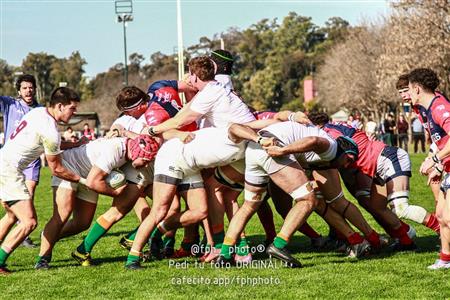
[124,124,275,269]
[35,135,159,269]
[215,121,361,267]
[145,56,255,136]
[0,87,81,275]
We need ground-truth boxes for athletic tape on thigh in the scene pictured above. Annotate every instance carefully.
[290,181,314,201]
[177,182,205,192]
[355,189,371,198]
[387,191,409,203]
[341,201,351,218]
[214,167,244,191]
[244,189,267,202]
[325,191,344,204]
[154,174,180,185]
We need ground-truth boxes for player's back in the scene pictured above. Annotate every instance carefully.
[1,107,60,171]
[191,82,255,128]
[181,127,246,170]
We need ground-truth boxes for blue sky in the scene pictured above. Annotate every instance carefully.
[0,0,389,77]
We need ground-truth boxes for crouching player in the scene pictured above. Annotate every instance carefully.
[216,121,359,267]
[34,135,159,269]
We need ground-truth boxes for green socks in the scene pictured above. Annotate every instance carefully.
[0,248,10,266]
[125,227,139,241]
[126,254,140,266]
[273,236,288,250]
[163,236,175,249]
[150,227,164,240]
[77,221,108,254]
[212,231,225,249]
[236,237,250,256]
[220,244,233,259]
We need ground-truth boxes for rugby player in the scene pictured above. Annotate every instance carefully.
[0,75,41,248]
[0,87,81,274]
[407,68,450,269]
[215,121,362,267]
[35,135,159,269]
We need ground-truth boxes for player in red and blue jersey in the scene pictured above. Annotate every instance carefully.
[407,68,450,269]
[308,111,440,250]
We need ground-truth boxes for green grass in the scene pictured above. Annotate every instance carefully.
[1,153,449,299]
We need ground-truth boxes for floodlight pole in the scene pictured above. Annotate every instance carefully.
[122,20,128,86]
[115,0,133,86]
[176,0,186,103]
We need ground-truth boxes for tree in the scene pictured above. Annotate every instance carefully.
[21,52,56,102]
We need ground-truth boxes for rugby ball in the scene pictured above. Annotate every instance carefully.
[106,169,126,189]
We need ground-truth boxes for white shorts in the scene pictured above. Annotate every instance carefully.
[153,139,203,186]
[0,161,30,202]
[120,161,154,187]
[374,146,411,185]
[51,176,99,204]
[245,141,296,186]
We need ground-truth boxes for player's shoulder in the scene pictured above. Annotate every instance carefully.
[0,96,17,105]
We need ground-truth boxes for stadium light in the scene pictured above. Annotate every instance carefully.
[176,0,186,104]
[115,0,133,86]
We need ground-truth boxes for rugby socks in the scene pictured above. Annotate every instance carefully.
[180,237,197,252]
[0,246,11,266]
[163,235,176,249]
[299,222,321,239]
[126,249,141,266]
[220,236,237,259]
[36,254,52,264]
[439,252,450,263]
[425,213,440,233]
[347,233,364,245]
[236,236,250,256]
[273,234,289,250]
[151,222,168,240]
[212,224,225,249]
[125,226,139,241]
[389,222,414,245]
[365,230,381,248]
[77,216,113,254]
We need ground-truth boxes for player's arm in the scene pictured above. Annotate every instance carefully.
[244,118,281,130]
[264,136,330,158]
[145,104,201,136]
[275,110,311,124]
[0,96,13,113]
[46,154,81,183]
[228,123,275,146]
[85,166,125,197]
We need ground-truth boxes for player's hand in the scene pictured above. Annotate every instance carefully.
[177,131,195,143]
[293,112,312,125]
[107,124,125,138]
[420,157,434,175]
[427,165,444,185]
[264,145,285,157]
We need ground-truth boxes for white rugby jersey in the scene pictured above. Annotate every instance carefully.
[258,121,337,165]
[0,107,61,171]
[60,138,127,178]
[181,127,246,170]
[189,81,255,128]
[112,114,146,134]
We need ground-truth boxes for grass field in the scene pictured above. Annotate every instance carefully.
[0,153,449,299]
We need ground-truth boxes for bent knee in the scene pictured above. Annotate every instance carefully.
[21,218,38,232]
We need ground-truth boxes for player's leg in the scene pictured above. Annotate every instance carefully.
[0,200,37,274]
[36,186,77,269]
[20,161,40,248]
[428,177,450,269]
[0,203,17,243]
[73,183,142,266]
[314,169,381,250]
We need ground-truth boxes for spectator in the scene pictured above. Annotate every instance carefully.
[397,114,409,152]
[82,123,96,140]
[63,126,76,141]
[365,118,378,140]
[411,116,426,153]
[383,113,396,146]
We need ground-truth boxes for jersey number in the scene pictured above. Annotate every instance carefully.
[10,120,28,140]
